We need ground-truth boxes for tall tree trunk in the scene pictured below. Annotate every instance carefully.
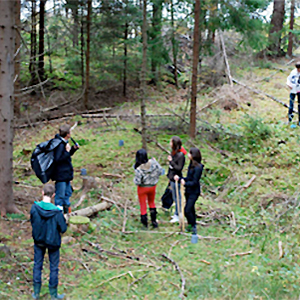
[80,11,85,89]
[38,0,46,81]
[190,0,201,139]
[14,0,21,117]
[123,17,128,97]
[29,0,37,83]
[287,0,295,57]
[0,0,20,216]
[268,0,285,56]
[171,0,178,87]
[150,0,163,86]
[84,0,91,109]
[47,29,53,74]
[141,0,148,150]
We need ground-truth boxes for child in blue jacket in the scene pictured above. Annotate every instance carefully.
[175,147,203,234]
[30,184,67,299]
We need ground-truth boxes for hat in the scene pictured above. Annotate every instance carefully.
[295,61,300,68]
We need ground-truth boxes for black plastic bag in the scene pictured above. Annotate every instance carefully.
[161,185,173,209]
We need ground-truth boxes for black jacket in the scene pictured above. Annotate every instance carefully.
[183,163,204,195]
[30,201,67,249]
[167,152,185,182]
[51,134,77,182]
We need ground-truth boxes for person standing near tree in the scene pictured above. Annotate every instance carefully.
[51,124,79,213]
[286,61,300,125]
[167,136,185,223]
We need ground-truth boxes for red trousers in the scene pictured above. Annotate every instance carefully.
[137,185,156,215]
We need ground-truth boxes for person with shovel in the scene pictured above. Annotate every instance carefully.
[286,61,300,126]
[174,147,203,235]
[167,136,185,223]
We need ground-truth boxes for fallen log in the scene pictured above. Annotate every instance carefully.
[65,199,112,222]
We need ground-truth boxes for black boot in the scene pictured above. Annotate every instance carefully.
[141,214,148,228]
[150,208,158,228]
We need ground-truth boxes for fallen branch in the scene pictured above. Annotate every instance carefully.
[103,173,124,179]
[162,253,186,299]
[122,200,128,233]
[232,78,297,113]
[243,175,256,189]
[229,250,252,257]
[199,259,211,265]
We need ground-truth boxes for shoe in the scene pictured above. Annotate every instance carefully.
[32,283,41,299]
[49,286,65,299]
[150,208,158,228]
[170,215,179,223]
[140,214,148,228]
[291,124,297,129]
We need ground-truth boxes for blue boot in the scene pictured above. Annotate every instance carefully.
[32,283,41,299]
[49,286,65,299]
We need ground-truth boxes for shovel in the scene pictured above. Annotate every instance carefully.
[180,183,185,232]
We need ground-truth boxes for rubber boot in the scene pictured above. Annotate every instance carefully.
[32,283,41,299]
[150,208,158,228]
[49,286,65,299]
[140,214,148,228]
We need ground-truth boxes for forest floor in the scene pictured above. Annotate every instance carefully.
[2,57,300,300]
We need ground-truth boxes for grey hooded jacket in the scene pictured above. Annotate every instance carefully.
[134,159,164,187]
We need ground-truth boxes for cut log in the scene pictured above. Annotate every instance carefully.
[69,215,90,234]
[65,200,112,222]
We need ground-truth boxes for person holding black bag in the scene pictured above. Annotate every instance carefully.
[167,136,185,223]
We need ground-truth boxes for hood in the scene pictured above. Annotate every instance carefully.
[138,159,158,173]
[55,134,67,143]
[34,201,62,219]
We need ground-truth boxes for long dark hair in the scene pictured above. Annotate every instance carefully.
[171,136,182,156]
[189,147,202,168]
[134,148,148,169]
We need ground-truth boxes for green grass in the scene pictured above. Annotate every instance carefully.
[3,58,300,299]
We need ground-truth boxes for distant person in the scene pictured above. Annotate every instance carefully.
[134,149,164,228]
[175,147,203,234]
[30,184,67,300]
[51,124,79,213]
[167,136,185,223]
[286,61,300,125]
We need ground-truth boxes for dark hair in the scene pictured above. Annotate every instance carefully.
[43,183,55,197]
[134,149,148,169]
[59,124,71,138]
[296,62,300,69]
[189,147,202,168]
[171,136,182,156]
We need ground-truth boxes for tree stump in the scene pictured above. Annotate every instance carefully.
[69,215,91,234]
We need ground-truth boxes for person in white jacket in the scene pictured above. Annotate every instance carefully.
[286,62,300,124]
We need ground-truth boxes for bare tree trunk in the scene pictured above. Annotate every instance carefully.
[47,29,53,73]
[287,0,295,57]
[123,18,128,97]
[268,0,285,56]
[80,9,85,89]
[0,1,20,216]
[29,0,37,83]
[38,0,46,81]
[190,0,201,139]
[84,0,91,109]
[14,0,21,117]
[141,0,148,150]
[171,0,178,87]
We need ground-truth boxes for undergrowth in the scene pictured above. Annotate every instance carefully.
[2,59,300,300]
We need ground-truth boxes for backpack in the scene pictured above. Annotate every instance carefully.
[31,137,62,183]
[161,184,173,209]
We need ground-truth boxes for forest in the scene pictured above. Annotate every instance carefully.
[1,0,300,299]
